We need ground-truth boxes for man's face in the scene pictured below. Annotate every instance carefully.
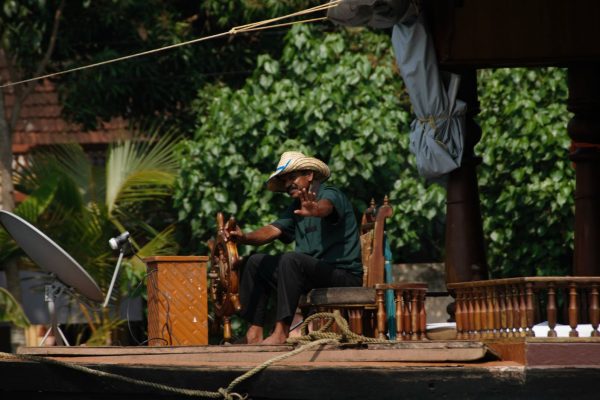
[280,170,313,198]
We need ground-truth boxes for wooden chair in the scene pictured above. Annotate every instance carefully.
[299,197,428,340]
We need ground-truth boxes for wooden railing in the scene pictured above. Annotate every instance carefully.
[309,284,427,340]
[375,284,428,340]
[447,277,600,339]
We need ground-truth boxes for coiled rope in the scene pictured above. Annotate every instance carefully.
[0,311,392,399]
[286,309,392,345]
[0,0,341,89]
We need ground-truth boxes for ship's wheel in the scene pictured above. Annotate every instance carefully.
[208,212,243,342]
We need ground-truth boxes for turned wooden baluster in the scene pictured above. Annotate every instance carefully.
[590,284,600,337]
[526,282,535,337]
[493,287,501,338]
[480,287,490,339]
[480,287,488,338]
[498,286,508,337]
[348,309,363,335]
[568,282,579,337]
[505,286,514,337]
[419,290,427,340]
[467,288,476,339]
[403,291,411,339]
[473,287,482,339]
[461,289,469,338]
[486,286,495,339]
[518,284,527,337]
[547,283,558,337]
[510,285,521,337]
[376,289,387,340]
[395,290,404,340]
[410,289,419,340]
[460,290,469,340]
[455,290,464,339]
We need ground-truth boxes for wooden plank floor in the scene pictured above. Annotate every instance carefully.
[2,340,600,399]
[16,341,492,367]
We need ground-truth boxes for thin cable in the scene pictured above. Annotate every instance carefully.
[0,1,340,89]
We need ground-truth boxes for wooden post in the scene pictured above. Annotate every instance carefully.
[445,69,488,284]
[567,65,600,276]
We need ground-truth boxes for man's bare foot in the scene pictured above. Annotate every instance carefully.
[245,324,264,344]
[260,321,290,345]
[261,332,288,345]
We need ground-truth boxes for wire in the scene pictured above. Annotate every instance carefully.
[0,1,340,89]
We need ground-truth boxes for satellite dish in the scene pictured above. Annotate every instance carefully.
[0,210,103,302]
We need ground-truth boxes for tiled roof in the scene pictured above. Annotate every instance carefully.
[1,59,129,154]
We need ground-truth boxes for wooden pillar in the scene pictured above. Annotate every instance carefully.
[567,65,600,276]
[445,69,488,284]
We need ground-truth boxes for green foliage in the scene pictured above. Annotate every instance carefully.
[477,67,574,277]
[0,287,30,329]
[175,24,446,260]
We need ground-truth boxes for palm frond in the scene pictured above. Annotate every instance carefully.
[129,225,178,276]
[0,287,31,328]
[106,128,180,216]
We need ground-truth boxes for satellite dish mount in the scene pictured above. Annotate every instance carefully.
[103,231,132,308]
[40,277,71,346]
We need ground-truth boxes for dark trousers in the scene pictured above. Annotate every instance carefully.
[239,252,362,326]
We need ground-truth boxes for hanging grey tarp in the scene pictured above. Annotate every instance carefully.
[327,0,415,28]
[391,13,466,181]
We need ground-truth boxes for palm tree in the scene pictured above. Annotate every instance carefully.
[0,127,181,345]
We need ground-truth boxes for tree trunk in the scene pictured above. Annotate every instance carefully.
[0,85,14,212]
[1,77,25,351]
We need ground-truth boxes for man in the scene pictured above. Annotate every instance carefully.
[225,151,363,344]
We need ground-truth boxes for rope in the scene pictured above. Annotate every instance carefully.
[0,339,340,399]
[0,1,341,89]
[286,310,392,345]
[0,351,231,398]
[0,310,391,398]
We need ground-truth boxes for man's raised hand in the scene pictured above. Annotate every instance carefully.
[294,188,320,217]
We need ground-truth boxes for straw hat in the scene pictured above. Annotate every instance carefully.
[267,151,330,192]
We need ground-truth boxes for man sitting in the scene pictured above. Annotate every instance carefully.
[225,150,363,344]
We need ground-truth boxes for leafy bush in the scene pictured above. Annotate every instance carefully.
[477,67,574,277]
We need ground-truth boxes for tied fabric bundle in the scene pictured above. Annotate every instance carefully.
[391,13,465,182]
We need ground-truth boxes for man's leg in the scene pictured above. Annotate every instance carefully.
[238,253,278,343]
[262,253,333,344]
[262,253,363,344]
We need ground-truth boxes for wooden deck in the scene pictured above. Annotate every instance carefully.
[1,339,599,399]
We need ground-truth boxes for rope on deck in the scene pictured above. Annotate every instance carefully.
[0,311,391,399]
[286,310,392,345]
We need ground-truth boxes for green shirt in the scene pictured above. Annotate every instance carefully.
[271,184,362,276]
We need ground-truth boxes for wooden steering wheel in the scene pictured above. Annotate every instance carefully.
[208,212,243,342]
